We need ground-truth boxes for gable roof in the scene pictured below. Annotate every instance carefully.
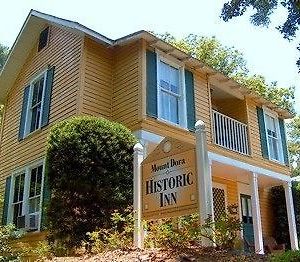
[0,10,293,118]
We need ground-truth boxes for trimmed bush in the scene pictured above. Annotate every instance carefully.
[45,116,137,248]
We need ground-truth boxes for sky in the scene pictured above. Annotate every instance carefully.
[1,0,299,113]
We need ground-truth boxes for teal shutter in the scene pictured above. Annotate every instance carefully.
[146,50,157,118]
[256,107,269,159]
[185,69,196,131]
[41,67,55,128]
[18,86,30,140]
[2,176,12,225]
[40,169,51,230]
[279,119,289,165]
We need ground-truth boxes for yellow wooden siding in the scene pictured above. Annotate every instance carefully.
[0,26,83,218]
[259,187,274,237]
[81,37,113,118]
[212,176,238,205]
[112,41,140,129]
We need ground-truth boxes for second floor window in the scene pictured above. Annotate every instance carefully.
[30,74,46,133]
[19,67,54,140]
[157,55,187,128]
[265,114,280,161]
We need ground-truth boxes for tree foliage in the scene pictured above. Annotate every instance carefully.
[0,43,8,71]
[288,116,300,177]
[221,0,300,69]
[157,33,295,113]
[46,116,137,248]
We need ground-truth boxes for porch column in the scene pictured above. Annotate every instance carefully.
[284,181,299,250]
[195,120,214,246]
[250,173,264,254]
[133,143,144,248]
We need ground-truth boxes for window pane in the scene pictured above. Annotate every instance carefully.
[13,203,23,225]
[30,105,41,132]
[19,174,25,202]
[36,166,43,195]
[160,79,169,90]
[29,197,40,214]
[13,175,20,203]
[32,82,40,106]
[169,95,178,124]
[38,78,44,102]
[30,168,37,198]
[169,66,179,94]
[161,91,169,121]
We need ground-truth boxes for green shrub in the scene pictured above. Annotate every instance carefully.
[85,207,134,252]
[0,223,25,261]
[269,250,300,262]
[200,204,242,250]
[145,204,242,250]
[46,116,137,249]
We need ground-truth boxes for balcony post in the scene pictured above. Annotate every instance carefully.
[284,181,299,250]
[250,173,264,254]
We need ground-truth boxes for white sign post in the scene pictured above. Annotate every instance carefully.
[195,120,214,246]
[133,143,144,249]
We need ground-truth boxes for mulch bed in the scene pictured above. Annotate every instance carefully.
[48,247,268,262]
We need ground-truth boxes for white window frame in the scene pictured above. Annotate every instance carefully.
[262,106,284,164]
[7,159,45,232]
[24,70,47,137]
[156,50,187,129]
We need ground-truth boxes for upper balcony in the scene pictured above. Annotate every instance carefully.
[210,85,250,156]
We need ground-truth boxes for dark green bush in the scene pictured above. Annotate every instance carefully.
[270,183,300,249]
[46,116,137,249]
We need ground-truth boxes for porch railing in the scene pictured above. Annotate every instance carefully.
[212,110,250,155]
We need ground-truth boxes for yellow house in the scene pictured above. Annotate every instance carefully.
[0,10,297,254]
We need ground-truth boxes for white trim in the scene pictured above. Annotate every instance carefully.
[133,130,164,145]
[208,151,290,182]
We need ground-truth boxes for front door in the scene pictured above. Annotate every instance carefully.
[240,194,254,249]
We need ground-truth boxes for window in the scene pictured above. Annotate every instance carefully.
[38,27,49,52]
[9,162,44,231]
[264,109,283,163]
[29,75,45,133]
[24,71,47,136]
[19,67,54,140]
[157,54,187,128]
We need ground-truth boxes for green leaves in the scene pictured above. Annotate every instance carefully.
[46,116,137,249]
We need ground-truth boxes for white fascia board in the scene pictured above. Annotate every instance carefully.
[133,130,164,144]
[30,10,113,45]
[208,151,291,182]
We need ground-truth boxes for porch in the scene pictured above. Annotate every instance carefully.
[208,152,298,254]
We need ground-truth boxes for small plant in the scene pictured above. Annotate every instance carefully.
[200,204,242,250]
[85,207,134,253]
[145,204,242,250]
[268,250,300,262]
[31,240,54,260]
[0,223,25,261]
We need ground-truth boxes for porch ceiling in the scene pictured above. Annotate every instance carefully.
[211,161,284,188]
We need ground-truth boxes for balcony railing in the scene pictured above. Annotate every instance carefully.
[212,110,250,155]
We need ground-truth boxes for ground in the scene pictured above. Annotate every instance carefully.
[48,248,268,262]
